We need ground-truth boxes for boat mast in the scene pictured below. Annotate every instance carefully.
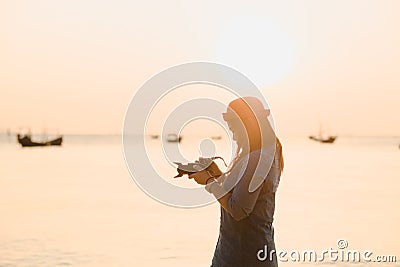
[318,121,322,139]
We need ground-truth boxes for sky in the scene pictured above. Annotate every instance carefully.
[1,0,399,136]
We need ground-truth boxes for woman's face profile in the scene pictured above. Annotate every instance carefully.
[225,117,246,144]
[227,121,238,141]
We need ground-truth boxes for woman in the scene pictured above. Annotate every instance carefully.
[189,97,284,267]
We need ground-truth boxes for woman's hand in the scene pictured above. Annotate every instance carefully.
[189,161,223,185]
[189,170,213,185]
[207,161,223,177]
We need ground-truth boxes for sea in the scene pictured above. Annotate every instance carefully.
[0,134,399,267]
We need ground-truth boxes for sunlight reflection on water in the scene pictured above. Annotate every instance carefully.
[0,135,399,266]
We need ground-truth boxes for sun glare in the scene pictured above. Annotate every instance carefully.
[215,16,296,87]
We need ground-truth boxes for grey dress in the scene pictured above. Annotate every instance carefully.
[208,149,281,267]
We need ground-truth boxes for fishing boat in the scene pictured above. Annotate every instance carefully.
[309,123,337,144]
[17,134,63,147]
[308,135,337,143]
[166,134,182,143]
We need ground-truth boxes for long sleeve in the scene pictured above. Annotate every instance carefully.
[207,149,276,221]
[226,151,264,221]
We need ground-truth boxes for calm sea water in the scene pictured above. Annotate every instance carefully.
[0,134,399,267]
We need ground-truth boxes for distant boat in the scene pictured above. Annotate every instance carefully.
[309,122,337,144]
[309,135,337,143]
[211,136,222,140]
[17,134,63,147]
[166,134,182,143]
[150,134,159,139]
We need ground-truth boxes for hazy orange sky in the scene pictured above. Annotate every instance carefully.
[1,1,399,136]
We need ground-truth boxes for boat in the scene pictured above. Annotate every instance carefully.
[210,135,222,140]
[308,135,337,143]
[17,134,63,147]
[166,134,182,143]
[150,134,159,139]
[309,123,337,144]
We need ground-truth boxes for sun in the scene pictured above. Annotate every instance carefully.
[215,16,296,87]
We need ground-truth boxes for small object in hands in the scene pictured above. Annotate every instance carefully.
[173,156,227,178]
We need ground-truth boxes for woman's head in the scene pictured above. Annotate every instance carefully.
[223,97,274,152]
[223,96,284,174]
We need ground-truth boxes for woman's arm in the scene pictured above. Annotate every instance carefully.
[190,150,278,221]
[206,150,270,221]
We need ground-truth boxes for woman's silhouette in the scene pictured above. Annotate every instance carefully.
[189,97,284,267]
